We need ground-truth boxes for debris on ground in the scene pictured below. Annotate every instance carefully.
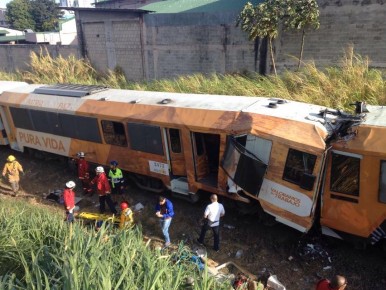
[296,241,331,264]
[267,275,286,290]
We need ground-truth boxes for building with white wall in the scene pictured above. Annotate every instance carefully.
[60,0,94,7]
[24,17,77,45]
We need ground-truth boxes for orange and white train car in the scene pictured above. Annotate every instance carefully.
[0,81,385,247]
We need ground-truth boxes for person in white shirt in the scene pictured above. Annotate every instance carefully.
[197,194,225,252]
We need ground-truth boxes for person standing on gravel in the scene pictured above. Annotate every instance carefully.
[2,155,24,196]
[108,160,125,203]
[75,152,92,195]
[63,181,76,223]
[155,196,174,247]
[91,166,117,215]
[197,194,225,252]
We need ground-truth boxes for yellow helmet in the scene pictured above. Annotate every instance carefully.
[7,155,16,162]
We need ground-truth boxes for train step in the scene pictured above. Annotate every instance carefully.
[171,177,189,195]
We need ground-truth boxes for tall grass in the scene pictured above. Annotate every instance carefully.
[126,47,386,109]
[1,46,385,109]
[0,199,229,289]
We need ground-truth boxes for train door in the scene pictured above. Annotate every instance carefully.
[321,150,362,238]
[192,132,220,188]
[222,134,270,196]
[0,106,10,146]
[166,128,186,177]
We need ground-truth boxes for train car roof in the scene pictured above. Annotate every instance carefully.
[362,105,386,127]
[1,83,329,124]
[0,81,29,94]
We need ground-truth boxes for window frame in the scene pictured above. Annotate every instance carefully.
[329,152,361,197]
[127,122,164,156]
[282,148,317,186]
[100,120,128,147]
[168,128,182,154]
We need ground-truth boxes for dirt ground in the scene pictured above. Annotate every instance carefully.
[1,147,385,290]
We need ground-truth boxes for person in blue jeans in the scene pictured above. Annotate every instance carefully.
[155,196,174,247]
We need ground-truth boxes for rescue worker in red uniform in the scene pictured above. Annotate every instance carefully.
[63,181,76,223]
[76,152,92,195]
[316,275,347,290]
[91,166,117,214]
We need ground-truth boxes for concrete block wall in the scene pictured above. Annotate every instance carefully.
[143,12,257,79]
[79,10,144,81]
[112,20,143,81]
[0,45,79,73]
[83,22,109,73]
[276,0,386,70]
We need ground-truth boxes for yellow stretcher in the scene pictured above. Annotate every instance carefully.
[78,212,120,223]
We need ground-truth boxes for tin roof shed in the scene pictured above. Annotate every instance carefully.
[141,0,262,13]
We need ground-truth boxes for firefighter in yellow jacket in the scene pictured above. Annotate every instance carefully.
[2,155,24,196]
[119,201,134,229]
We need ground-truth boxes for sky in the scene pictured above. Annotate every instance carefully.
[0,0,10,8]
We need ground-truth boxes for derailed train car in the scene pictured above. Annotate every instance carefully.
[0,81,385,247]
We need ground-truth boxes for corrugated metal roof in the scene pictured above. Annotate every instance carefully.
[141,0,262,14]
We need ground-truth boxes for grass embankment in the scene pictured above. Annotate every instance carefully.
[2,47,385,110]
[0,198,226,289]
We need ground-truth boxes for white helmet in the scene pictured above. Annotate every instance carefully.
[77,152,85,158]
[66,181,76,189]
[96,166,104,173]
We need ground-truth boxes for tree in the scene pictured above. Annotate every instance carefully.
[6,0,63,32]
[237,1,281,75]
[30,0,63,32]
[6,0,35,31]
[237,0,320,74]
[283,0,320,69]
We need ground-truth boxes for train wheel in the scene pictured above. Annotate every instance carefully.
[129,173,165,193]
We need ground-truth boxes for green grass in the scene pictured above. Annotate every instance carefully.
[0,198,228,289]
[1,46,385,111]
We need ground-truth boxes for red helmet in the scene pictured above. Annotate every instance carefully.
[120,202,129,210]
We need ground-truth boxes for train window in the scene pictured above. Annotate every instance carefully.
[127,123,163,155]
[330,153,360,196]
[168,129,181,153]
[9,107,33,130]
[29,110,60,135]
[379,161,386,203]
[59,114,102,143]
[194,133,205,156]
[10,107,102,143]
[283,149,317,185]
[101,120,127,147]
